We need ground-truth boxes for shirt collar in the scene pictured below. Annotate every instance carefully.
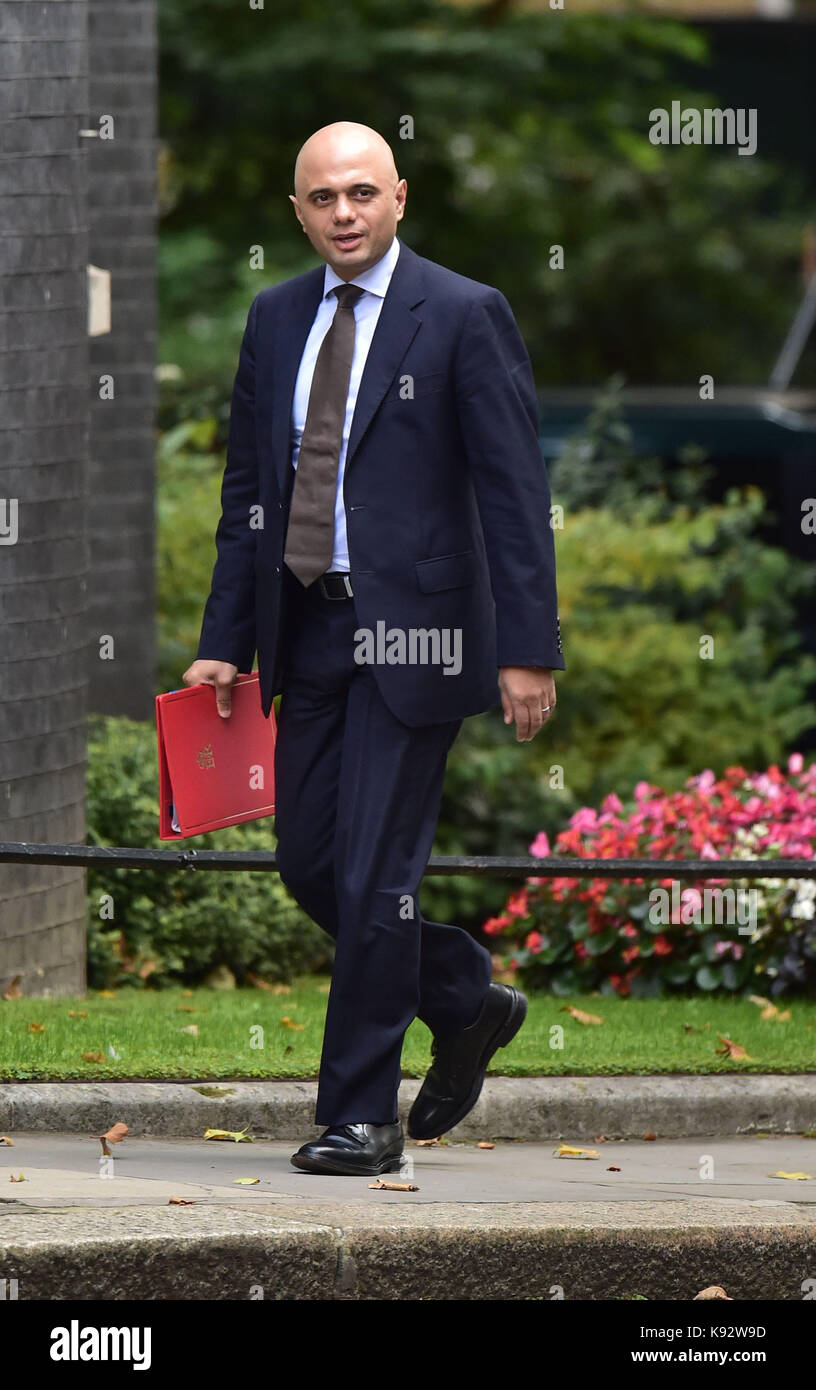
[323,235,401,301]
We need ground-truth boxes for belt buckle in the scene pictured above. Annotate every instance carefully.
[319,572,353,600]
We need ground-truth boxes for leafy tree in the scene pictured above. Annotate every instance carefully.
[159,0,809,403]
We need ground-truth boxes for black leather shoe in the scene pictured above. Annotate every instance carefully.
[408,983,528,1140]
[290,1121,404,1176]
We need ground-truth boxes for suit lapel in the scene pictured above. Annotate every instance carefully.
[345,241,426,468]
[271,267,324,498]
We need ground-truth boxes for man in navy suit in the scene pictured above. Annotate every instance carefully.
[184,122,564,1176]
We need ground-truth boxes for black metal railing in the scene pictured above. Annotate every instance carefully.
[0,842,813,880]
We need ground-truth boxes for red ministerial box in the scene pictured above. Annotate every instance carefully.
[155,673,277,839]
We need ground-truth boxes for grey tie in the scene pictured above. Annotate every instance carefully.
[284,282,365,586]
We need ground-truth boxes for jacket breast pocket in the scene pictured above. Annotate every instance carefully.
[415,550,476,593]
[381,371,446,406]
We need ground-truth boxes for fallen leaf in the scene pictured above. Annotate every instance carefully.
[768,1171,812,1181]
[560,1006,603,1026]
[280,1016,303,1030]
[168,1196,195,1205]
[81,1052,106,1064]
[179,1024,199,1036]
[97,990,115,999]
[99,1122,128,1157]
[594,1135,607,1143]
[67,1010,87,1019]
[182,989,193,997]
[643,1132,658,1141]
[3,976,23,1001]
[415,1137,441,1146]
[203,1127,253,1143]
[0,1136,14,1146]
[553,1144,601,1160]
[178,1005,196,1013]
[9,1173,25,1182]
[316,983,331,994]
[368,1179,419,1191]
[715,1034,751,1061]
[694,1286,732,1301]
[273,983,291,995]
[234,1177,260,1185]
[246,971,274,990]
[749,994,773,1009]
[27,1022,45,1033]
[607,1165,621,1171]
[477,1141,495,1150]
[777,1010,791,1022]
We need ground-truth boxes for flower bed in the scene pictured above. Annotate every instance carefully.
[485,756,816,998]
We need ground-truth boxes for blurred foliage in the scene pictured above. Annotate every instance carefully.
[156,417,223,693]
[158,388,816,935]
[86,715,331,988]
[158,0,810,423]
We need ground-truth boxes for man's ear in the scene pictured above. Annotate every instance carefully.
[289,193,303,230]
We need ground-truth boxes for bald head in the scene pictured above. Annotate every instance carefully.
[289,122,407,281]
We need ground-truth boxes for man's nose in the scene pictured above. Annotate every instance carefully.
[334,198,355,222]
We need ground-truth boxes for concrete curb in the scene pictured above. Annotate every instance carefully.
[2,1074,815,1140]
[1,1200,813,1300]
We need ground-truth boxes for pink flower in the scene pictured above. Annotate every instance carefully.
[621,922,638,939]
[602,792,623,815]
[622,945,640,963]
[505,889,529,919]
[529,831,551,858]
[789,752,804,775]
[525,930,543,954]
[653,935,673,956]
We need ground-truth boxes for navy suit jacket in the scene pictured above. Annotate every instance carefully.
[196,238,564,726]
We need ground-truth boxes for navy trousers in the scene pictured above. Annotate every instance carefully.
[273,576,493,1126]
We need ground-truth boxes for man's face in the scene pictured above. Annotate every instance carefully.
[290,149,406,281]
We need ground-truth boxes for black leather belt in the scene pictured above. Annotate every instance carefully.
[316,572,354,600]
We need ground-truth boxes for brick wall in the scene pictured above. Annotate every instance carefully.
[0,0,91,995]
[87,0,157,718]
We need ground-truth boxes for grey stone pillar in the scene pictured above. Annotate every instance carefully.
[86,0,158,718]
[0,0,90,995]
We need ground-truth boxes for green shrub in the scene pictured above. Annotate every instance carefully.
[426,487,816,931]
[155,390,816,939]
[86,715,331,988]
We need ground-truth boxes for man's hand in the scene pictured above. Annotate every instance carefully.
[499,666,556,743]
[182,659,239,719]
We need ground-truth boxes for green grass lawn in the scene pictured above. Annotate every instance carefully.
[2,979,815,1081]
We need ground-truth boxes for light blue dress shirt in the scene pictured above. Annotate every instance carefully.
[290,234,402,573]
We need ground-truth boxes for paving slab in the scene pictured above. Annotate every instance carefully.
[1,1133,814,1300]
[3,1131,816,1206]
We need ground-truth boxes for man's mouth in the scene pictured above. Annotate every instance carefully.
[333,232,364,249]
